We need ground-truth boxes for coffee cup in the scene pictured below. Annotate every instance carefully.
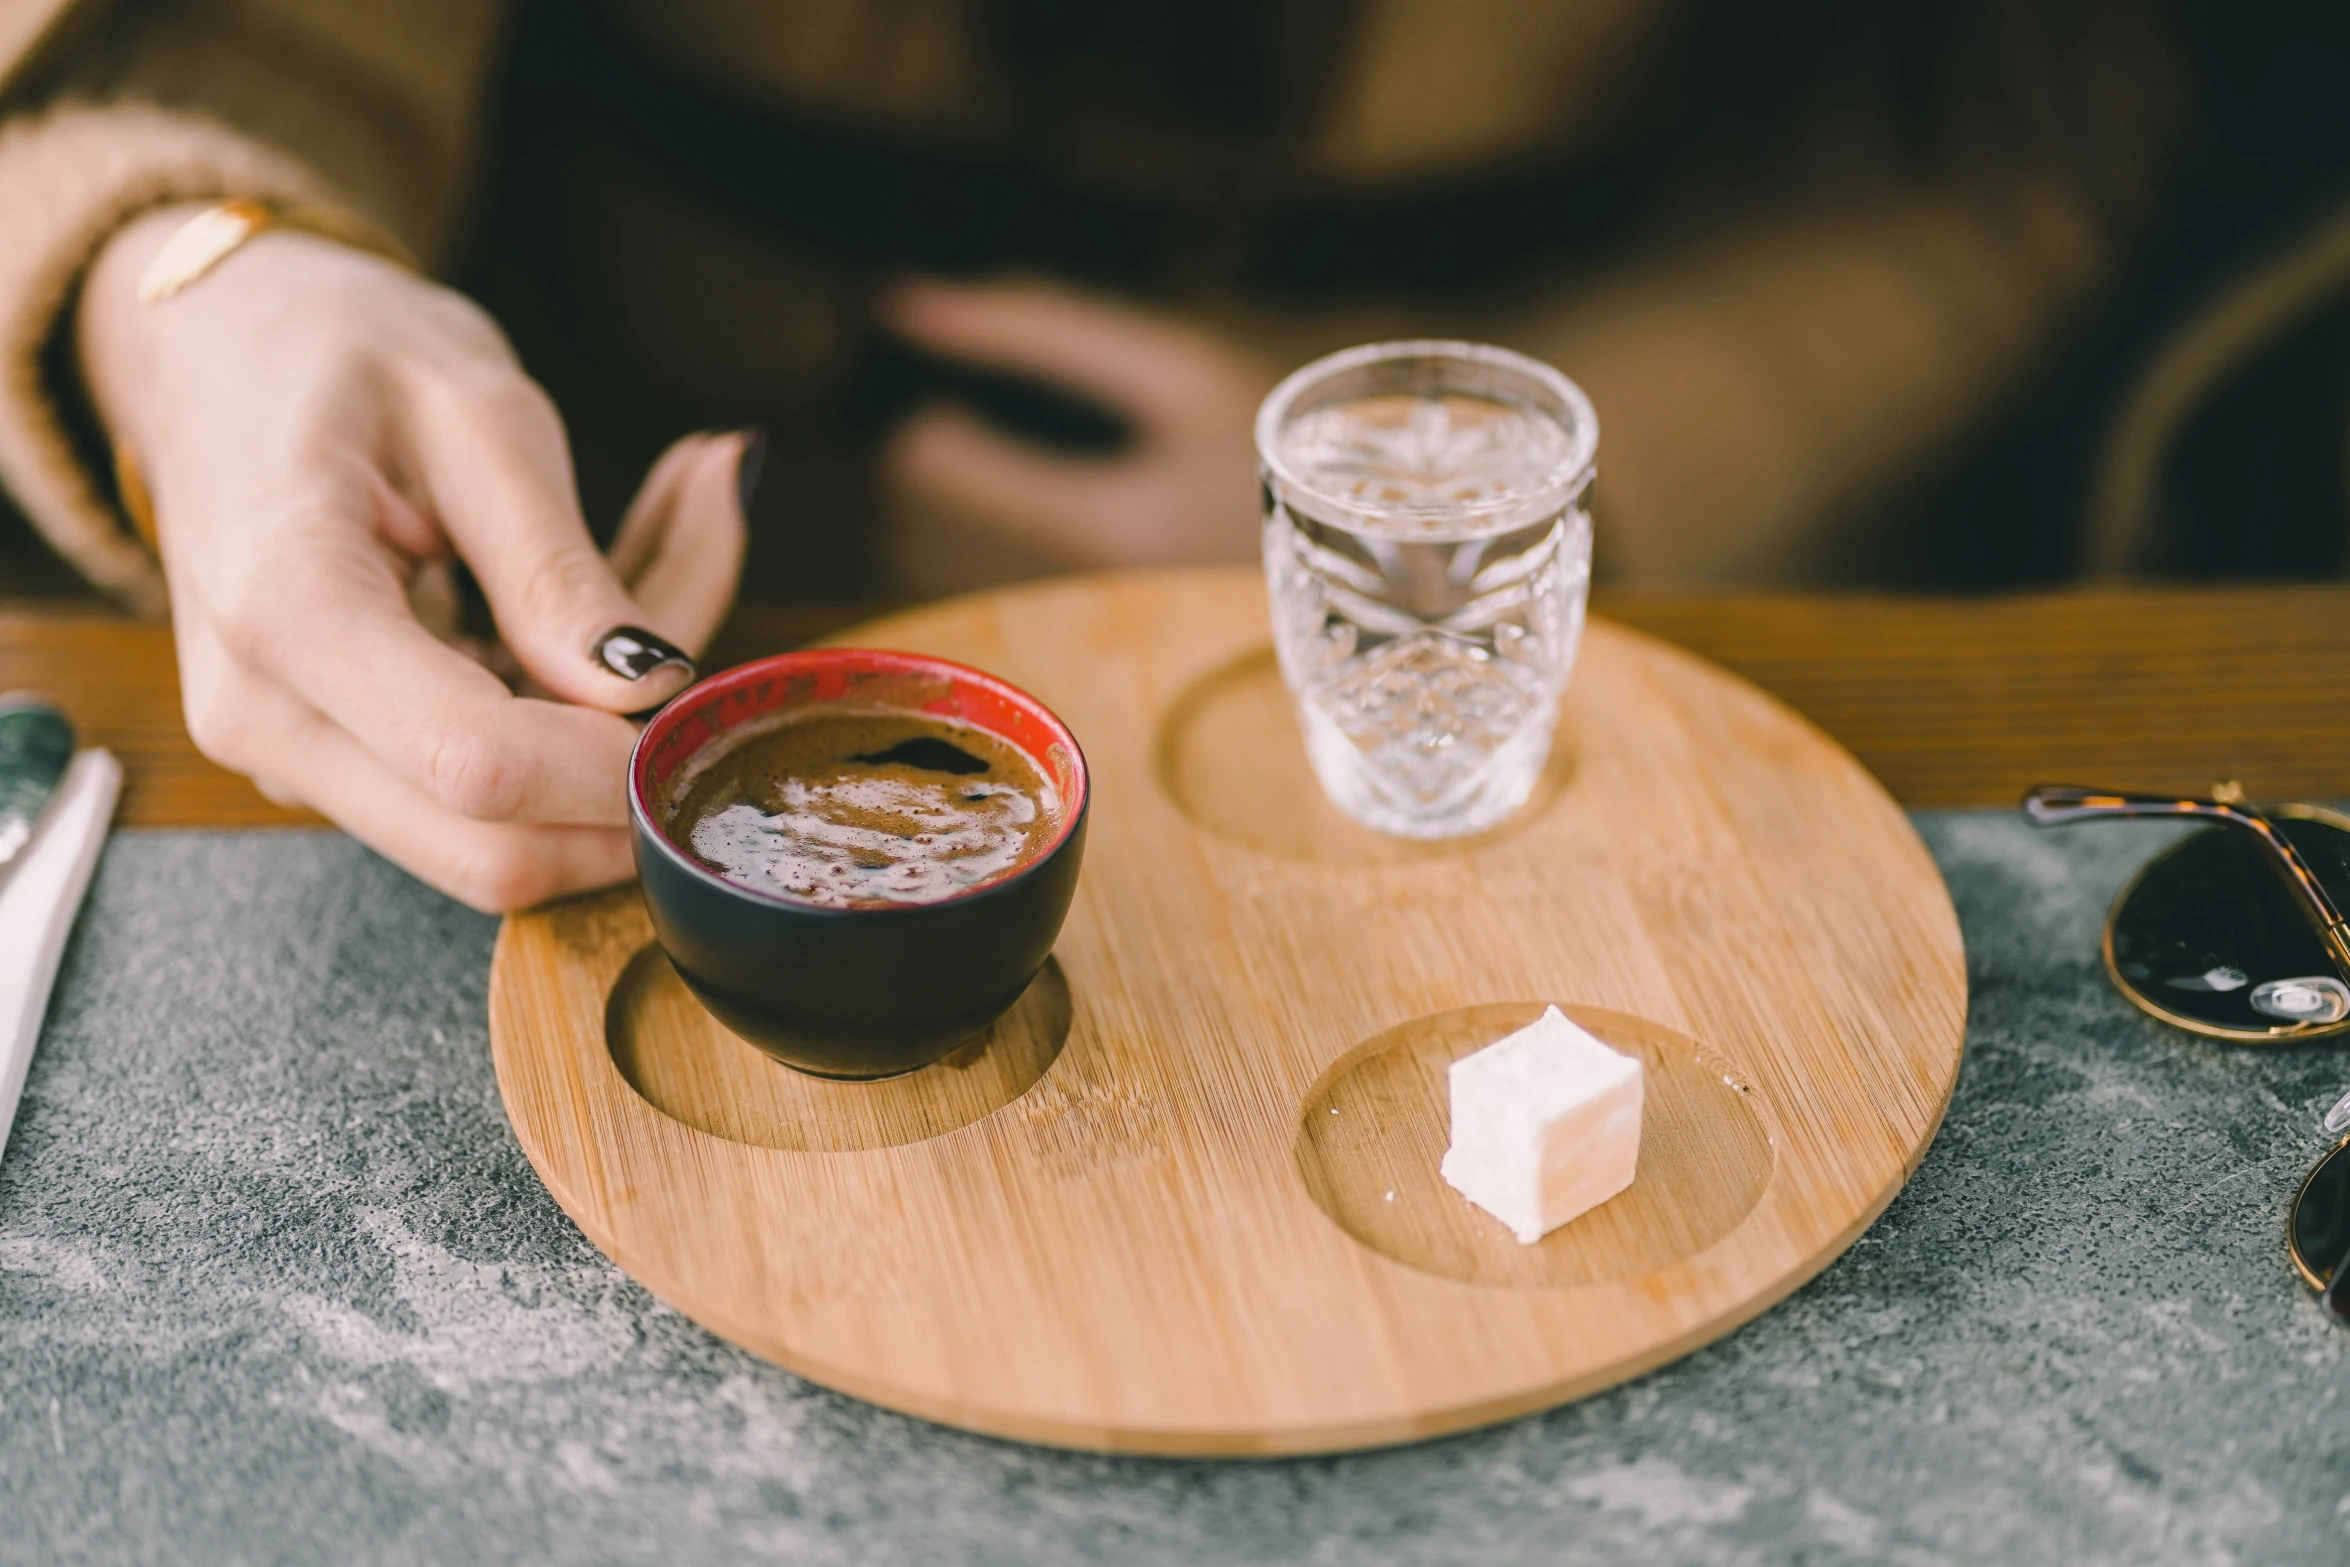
[629,648,1089,1079]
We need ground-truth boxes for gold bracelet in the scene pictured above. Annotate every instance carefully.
[115,198,417,552]
[134,196,415,307]
[113,440,159,554]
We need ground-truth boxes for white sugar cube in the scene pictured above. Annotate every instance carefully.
[1439,1006,1644,1244]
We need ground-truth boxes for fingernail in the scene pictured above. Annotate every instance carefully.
[593,626,695,682]
[736,426,767,514]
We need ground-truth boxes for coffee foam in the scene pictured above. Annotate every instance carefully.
[660,709,1064,909]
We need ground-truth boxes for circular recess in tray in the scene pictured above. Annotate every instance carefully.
[1153,648,1577,863]
[606,946,1071,1152]
[1296,1002,1776,1289]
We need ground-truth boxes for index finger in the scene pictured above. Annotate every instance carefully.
[401,368,699,712]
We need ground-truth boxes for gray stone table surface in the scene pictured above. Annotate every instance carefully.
[4,820,2349,1566]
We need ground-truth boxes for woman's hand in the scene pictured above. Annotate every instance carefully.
[878,278,1273,579]
[78,206,750,913]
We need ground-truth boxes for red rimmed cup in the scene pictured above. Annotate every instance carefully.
[629,649,1089,1079]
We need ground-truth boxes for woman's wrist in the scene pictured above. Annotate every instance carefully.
[78,202,418,552]
[80,200,412,452]
[76,203,214,461]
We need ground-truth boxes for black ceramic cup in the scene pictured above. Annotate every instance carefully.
[629,648,1089,1079]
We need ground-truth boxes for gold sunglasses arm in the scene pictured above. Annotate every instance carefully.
[2021,785,2350,984]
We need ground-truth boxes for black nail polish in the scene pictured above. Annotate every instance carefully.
[594,626,695,682]
[736,427,768,515]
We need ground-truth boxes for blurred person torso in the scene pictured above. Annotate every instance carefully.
[453,0,2166,594]
[12,0,2194,597]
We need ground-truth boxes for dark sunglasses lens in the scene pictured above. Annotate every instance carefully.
[2108,813,2350,1035]
[2292,1139,2350,1291]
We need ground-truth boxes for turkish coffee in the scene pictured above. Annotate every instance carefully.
[659,709,1065,909]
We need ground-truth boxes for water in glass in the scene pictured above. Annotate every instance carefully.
[1260,344,1595,839]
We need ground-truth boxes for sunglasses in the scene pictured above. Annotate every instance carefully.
[2024,785,2350,1323]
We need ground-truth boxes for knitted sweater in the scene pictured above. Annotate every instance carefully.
[0,0,2175,608]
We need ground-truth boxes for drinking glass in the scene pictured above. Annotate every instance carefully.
[1256,341,1598,838]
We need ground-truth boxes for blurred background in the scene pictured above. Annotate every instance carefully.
[7,0,2350,602]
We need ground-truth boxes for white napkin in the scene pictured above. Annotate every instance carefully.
[0,749,122,1170]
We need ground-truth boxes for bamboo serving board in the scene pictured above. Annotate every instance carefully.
[489,565,1967,1454]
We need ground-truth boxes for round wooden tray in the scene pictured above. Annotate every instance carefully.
[489,566,1966,1455]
